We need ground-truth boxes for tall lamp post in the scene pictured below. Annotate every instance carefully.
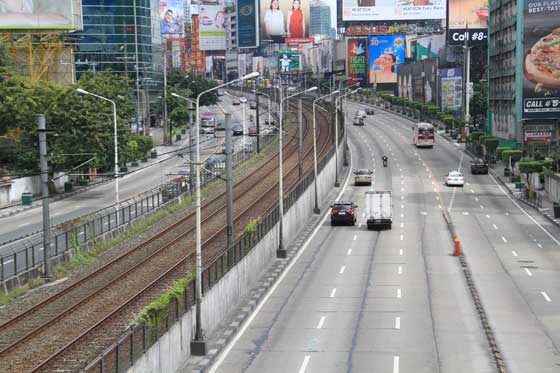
[312,90,339,213]
[174,71,259,356]
[76,88,120,223]
[277,86,318,259]
[334,82,360,186]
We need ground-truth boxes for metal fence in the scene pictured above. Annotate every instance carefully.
[83,137,337,373]
[0,134,275,287]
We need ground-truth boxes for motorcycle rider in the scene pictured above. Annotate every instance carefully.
[382,155,388,167]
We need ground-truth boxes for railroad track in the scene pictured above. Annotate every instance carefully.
[0,99,334,372]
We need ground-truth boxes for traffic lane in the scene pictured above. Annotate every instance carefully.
[370,108,560,370]
[360,106,495,372]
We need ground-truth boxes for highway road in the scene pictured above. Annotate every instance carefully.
[209,102,498,373]
[0,96,265,251]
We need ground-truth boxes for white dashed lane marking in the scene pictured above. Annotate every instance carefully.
[317,316,325,329]
[524,268,533,276]
[541,291,552,302]
[329,288,337,298]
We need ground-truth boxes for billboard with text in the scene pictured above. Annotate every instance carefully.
[159,0,185,36]
[369,35,405,84]
[0,0,80,30]
[199,4,226,50]
[347,38,368,86]
[447,0,487,45]
[440,67,463,114]
[237,0,258,48]
[342,0,446,21]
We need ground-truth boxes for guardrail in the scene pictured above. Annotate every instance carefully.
[0,133,275,289]
[83,142,337,373]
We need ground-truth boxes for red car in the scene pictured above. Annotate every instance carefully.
[233,100,241,106]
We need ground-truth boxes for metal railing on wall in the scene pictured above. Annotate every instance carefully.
[83,142,337,373]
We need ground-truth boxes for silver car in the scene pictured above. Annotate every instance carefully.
[354,169,373,186]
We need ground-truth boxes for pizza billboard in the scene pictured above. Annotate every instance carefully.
[0,0,81,30]
[522,0,560,119]
[347,38,368,86]
[342,0,446,21]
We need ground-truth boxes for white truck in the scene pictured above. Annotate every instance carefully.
[365,191,392,230]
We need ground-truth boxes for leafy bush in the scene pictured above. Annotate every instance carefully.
[470,131,486,142]
[501,149,523,163]
[518,160,543,174]
[496,146,512,158]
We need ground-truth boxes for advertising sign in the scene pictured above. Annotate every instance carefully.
[260,0,310,43]
[345,24,409,36]
[440,67,463,114]
[522,0,560,119]
[447,0,487,46]
[368,35,405,84]
[347,38,368,86]
[199,4,226,50]
[525,131,553,142]
[342,0,446,21]
[277,51,300,72]
[159,0,185,36]
[237,0,258,48]
[0,0,79,30]
[397,59,438,104]
[413,34,445,60]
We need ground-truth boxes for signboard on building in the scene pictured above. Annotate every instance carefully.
[345,24,409,36]
[342,0,445,21]
[525,131,553,143]
[260,0,310,44]
[0,0,81,30]
[347,38,367,86]
[412,34,445,60]
[368,35,405,84]
[159,0,185,36]
[237,0,258,48]
[199,4,226,50]
[277,51,300,72]
[447,0,487,46]
[522,0,560,119]
[397,59,438,104]
[439,67,463,114]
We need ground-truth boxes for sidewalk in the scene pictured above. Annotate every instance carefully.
[0,127,191,221]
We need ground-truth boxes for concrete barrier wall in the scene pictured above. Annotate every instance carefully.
[0,172,69,206]
[545,174,560,202]
[128,143,341,373]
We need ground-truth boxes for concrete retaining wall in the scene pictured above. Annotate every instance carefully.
[544,174,560,202]
[0,172,69,206]
[127,143,341,373]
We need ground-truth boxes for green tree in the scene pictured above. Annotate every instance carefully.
[470,81,488,126]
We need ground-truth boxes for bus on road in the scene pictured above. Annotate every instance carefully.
[412,122,435,147]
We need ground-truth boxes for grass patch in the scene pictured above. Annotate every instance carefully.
[0,278,48,306]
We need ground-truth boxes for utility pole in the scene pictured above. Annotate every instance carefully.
[256,92,261,153]
[163,43,169,144]
[133,0,141,135]
[38,114,52,278]
[225,112,233,252]
[189,102,195,194]
[298,98,303,179]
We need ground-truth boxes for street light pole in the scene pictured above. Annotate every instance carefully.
[38,114,52,278]
[277,85,318,259]
[174,72,260,356]
[312,90,339,213]
[76,88,120,224]
[163,44,169,144]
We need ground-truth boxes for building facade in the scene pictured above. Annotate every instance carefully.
[310,1,331,37]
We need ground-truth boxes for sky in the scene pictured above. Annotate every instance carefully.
[327,0,337,31]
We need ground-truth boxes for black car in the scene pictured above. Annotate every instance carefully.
[353,117,364,126]
[366,108,375,115]
[470,158,489,174]
[330,201,357,226]
[249,101,257,110]
[232,125,243,136]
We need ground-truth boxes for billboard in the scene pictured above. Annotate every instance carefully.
[277,51,300,72]
[0,0,80,30]
[447,0,487,46]
[199,4,226,50]
[397,59,438,104]
[411,34,445,60]
[522,0,560,119]
[159,0,185,36]
[237,0,258,48]
[342,0,446,21]
[347,38,368,86]
[260,0,310,44]
[440,67,463,114]
[369,35,405,84]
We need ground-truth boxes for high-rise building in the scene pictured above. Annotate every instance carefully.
[310,1,331,37]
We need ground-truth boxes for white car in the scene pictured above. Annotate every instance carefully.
[239,97,247,103]
[354,169,373,186]
[445,171,464,186]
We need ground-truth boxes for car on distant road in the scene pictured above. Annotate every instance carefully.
[354,169,373,186]
[265,118,275,125]
[232,125,243,136]
[217,90,224,96]
[248,125,258,136]
[200,127,214,134]
[249,101,257,110]
[353,117,364,126]
[330,201,358,226]
[445,170,465,186]
[233,99,241,106]
[239,97,247,103]
[205,155,225,169]
[470,158,489,174]
[366,108,375,115]
[356,109,367,118]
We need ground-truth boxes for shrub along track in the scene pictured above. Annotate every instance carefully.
[0,99,334,372]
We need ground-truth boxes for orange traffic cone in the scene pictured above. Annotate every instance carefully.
[453,239,462,256]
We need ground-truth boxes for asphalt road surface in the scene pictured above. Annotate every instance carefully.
[208,102,500,373]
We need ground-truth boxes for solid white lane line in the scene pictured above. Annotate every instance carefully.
[317,316,326,329]
[502,236,508,243]
[339,266,346,274]
[393,356,400,373]
[330,288,337,298]
[524,268,533,276]
[493,224,498,230]
[396,288,402,298]
[347,249,352,255]
[353,234,357,241]
[395,317,401,329]
[299,356,311,373]
[398,265,403,275]
[541,291,552,302]
[399,249,403,256]
[512,250,518,257]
